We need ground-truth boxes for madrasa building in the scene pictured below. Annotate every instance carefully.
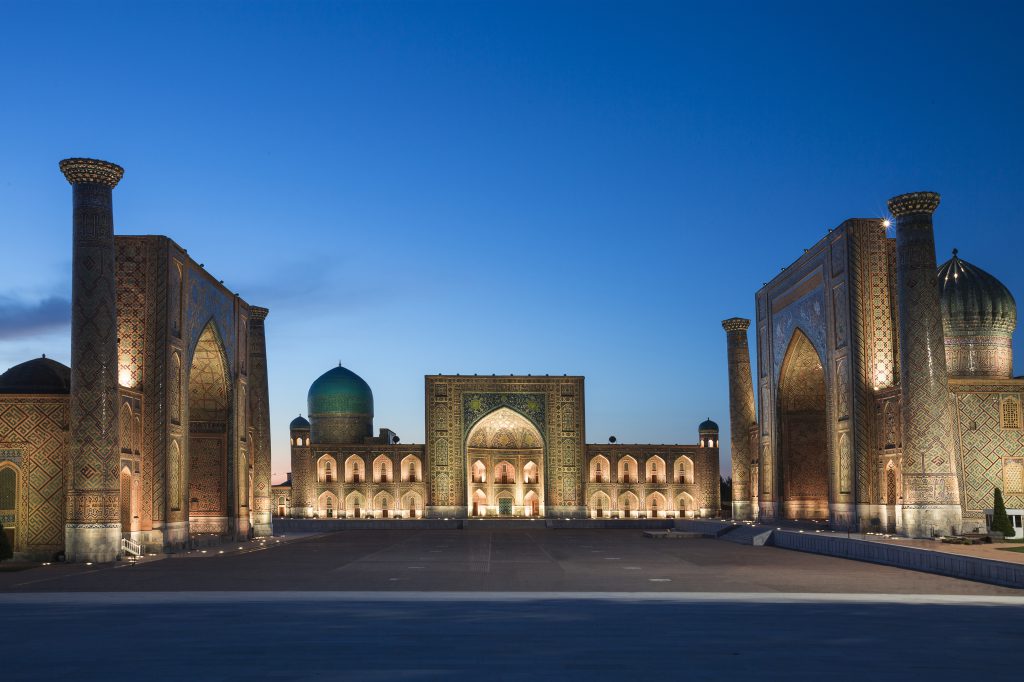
[283,372,721,521]
[723,191,1023,538]
[0,159,273,562]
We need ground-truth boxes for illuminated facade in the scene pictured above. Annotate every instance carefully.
[725,191,1023,537]
[287,373,720,519]
[0,159,273,561]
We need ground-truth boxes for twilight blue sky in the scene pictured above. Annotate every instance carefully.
[1,1,1022,482]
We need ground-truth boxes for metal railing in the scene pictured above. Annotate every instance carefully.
[121,537,143,558]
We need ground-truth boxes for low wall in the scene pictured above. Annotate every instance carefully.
[772,530,1024,589]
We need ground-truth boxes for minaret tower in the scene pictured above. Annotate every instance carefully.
[888,191,962,537]
[722,317,755,520]
[60,158,125,562]
[289,415,313,517]
[248,306,273,536]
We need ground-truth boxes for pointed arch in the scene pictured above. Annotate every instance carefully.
[523,460,539,485]
[373,490,395,517]
[494,460,515,484]
[472,488,487,516]
[373,454,393,483]
[523,489,540,517]
[675,455,694,484]
[401,454,422,482]
[589,490,610,518]
[187,321,232,533]
[345,455,365,483]
[317,490,338,518]
[317,454,337,483]
[645,491,667,518]
[120,403,133,453]
[345,490,365,518]
[471,460,486,483]
[645,455,665,484]
[618,455,637,484]
[0,463,20,551]
[403,491,423,517]
[777,328,829,520]
[590,454,609,483]
[676,491,696,515]
[618,491,639,518]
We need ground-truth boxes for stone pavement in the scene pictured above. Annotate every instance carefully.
[0,529,1019,594]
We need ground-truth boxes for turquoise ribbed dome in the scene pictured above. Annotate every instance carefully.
[307,365,374,417]
[938,250,1017,336]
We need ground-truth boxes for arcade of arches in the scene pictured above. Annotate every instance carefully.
[467,407,544,517]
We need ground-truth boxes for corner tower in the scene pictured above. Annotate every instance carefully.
[60,157,125,562]
[888,191,962,536]
[722,318,755,520]
[289,415,313,517]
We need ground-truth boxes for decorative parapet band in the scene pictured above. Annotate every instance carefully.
[722,317,751,333]
[887,191,940,217]
[250,306,269,322]
[59,158,124,188]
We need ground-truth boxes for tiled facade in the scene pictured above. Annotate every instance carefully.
[0,159,272,561]
[725,192,1022,536]
[287,375,720,519]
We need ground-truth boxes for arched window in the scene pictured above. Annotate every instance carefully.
[596,461,603,482]
[1002,396,1021,430]
[373,455,393,483]
[325,461,333,483]
[0,466,17,535]
[347,456,364,483]
[676,456,694,484]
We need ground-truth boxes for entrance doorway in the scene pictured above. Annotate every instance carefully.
[777,329,829,520]
[498,498,513,516]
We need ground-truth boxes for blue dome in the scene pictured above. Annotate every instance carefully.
[307,365,374,417]
[698,418,719,432]
[289,414,310,430]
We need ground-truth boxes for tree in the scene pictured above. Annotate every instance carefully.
[991,488,1015,539]
[720,476,733,510]
[0,522,12,562]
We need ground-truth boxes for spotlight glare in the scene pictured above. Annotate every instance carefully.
[882,219,891,228]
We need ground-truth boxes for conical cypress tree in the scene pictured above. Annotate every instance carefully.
[991,488,1015,539]
[0,522,12,561]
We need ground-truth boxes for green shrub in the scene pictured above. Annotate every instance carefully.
[991,488,1016,538]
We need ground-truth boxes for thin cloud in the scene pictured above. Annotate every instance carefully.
[0,296,70,339]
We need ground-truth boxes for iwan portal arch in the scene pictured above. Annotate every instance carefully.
[465,407,544,516]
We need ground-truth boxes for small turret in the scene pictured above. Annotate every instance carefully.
[698,418,719,449]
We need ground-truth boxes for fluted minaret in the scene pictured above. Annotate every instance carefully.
[888,191,962,537]
[722,318,755,520]
[248,306,273,536]
[60,158,124,562]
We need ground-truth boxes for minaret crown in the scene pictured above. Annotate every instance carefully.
[887,191,940,217]
[722,317,751,333]
[250,306,269,322]
[59,158,124,188]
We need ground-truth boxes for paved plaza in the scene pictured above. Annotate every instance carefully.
[1,528,1021,594]
[4,530,1023,680]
